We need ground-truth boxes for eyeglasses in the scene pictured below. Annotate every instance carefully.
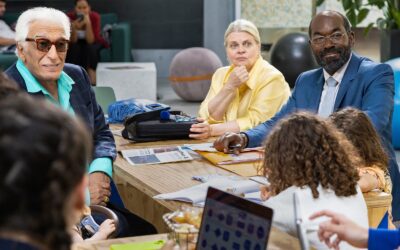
[310,32,346,45]
[25,37,69,52]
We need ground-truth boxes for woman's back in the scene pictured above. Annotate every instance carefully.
[264,185,368,250]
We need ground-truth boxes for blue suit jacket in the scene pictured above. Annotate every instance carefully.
[5,63,117,162]
[245,53,400,219]
[369,228,400,250]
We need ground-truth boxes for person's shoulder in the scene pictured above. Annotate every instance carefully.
[294,67,323,85]
[66,10,76,19]
[63,63,91,85]
[64,63,83,74]
[257,59,285,77]
[90,11,101,19]
[213,65,231,77]
[355,54,393,74]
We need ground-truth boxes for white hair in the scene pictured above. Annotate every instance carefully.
[224,19,260,47]
[15,7,71,42]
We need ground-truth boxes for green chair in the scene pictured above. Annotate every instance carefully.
[93,86,116,115]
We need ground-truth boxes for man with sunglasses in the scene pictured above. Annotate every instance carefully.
[4,7,157,237]
[214,10,400,224]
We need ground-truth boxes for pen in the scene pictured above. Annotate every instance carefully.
[229,143,242,149]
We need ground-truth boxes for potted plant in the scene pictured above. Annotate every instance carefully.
[317,0,400,61]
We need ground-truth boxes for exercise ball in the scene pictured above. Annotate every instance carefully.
[169,47,222,102]
[270,32,318,88]
[385,58,400,149]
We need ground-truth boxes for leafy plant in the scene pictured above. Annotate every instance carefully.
[318,0,400,34]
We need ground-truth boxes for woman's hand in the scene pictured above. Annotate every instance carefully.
[260,185,272,201]
[225,66,249,89]
[189,118,211,139]
[72,19,84,30]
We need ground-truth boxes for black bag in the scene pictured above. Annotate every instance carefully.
[122,109,196,142]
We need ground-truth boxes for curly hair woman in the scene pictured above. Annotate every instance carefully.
[0,94,91,250]
[329,107,391,193]
[261,112,368,250]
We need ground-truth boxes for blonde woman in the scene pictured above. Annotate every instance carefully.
[190,19,290,139]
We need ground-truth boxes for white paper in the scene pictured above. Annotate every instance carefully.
[184,142,217,152]
[154,176,261,206]
[121,146,193,165]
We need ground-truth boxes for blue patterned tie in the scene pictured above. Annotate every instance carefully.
[319,77,338,118]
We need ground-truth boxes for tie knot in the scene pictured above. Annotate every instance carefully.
[326,77,337,87]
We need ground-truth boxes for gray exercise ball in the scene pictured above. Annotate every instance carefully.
[169,47,222,102]
[270,32,318,88]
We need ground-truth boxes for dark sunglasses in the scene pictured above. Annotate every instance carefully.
[25,37,69,52]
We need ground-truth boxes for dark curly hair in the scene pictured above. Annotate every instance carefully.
[329,107,389,171]
[0,95,91,250]
[0,73,20,99]
[262,112,360,199]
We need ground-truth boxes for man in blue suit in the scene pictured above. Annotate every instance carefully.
[215,10,400,222]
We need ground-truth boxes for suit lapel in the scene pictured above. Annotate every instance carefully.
[309,70,325,112]
[334,53,361,110]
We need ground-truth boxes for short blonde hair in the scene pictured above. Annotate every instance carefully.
[224,19,260,47]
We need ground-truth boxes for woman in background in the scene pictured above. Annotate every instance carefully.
[261,112,368,250]
[66,0,109,84]
[190,19,290,139]
[329,107,391,193]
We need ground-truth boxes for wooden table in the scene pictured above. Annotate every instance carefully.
[72,229,300,250]
[111,125,391,250]
[113,135,244,232]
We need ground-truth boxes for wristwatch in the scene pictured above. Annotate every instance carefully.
[239,132,249,148]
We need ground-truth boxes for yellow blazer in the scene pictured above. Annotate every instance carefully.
[198,56,291,131]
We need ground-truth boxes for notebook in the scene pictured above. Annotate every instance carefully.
[196,187,274,250]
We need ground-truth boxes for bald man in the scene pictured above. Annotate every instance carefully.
[214,10,399,223]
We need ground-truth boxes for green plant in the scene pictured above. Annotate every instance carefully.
[318,0,400,34]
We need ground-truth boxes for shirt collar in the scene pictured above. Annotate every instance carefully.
[323,53,352,84]
[16,59,75,97]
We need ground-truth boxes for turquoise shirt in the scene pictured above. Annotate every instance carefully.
[16,60,113,205]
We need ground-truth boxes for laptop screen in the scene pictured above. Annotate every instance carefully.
[196,187,273,250]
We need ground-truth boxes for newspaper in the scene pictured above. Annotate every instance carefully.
[121,146,193,165]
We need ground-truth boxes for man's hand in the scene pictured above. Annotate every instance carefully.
[309,210,369,249]
[225,66,249,89]
[89,172,111,206]
[213,132,246,154]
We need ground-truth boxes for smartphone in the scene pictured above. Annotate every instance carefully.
[77,13,84,21]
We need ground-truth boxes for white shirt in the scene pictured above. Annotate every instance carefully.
[317,54,352,114]
[263,185,368,250]
[0,20,15,51]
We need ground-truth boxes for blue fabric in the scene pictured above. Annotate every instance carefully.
[108,98,170,123]
[385,58,400,149]
[89,157,112,178]
[369,228,400,250]
[110,180,125,208]
[378,211,389,229]
[6,63,117,163]
[244,53,400,220]
[0,238,39,250]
